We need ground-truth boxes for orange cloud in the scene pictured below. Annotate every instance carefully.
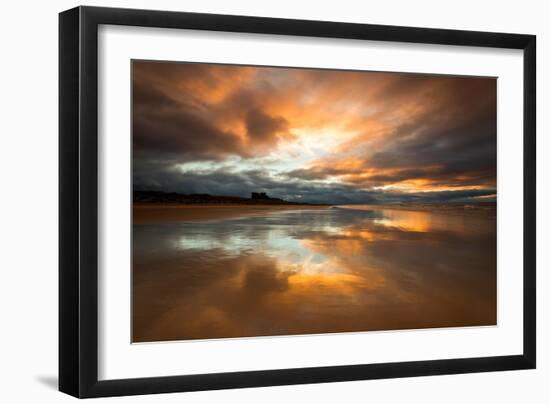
[133,60,496,201]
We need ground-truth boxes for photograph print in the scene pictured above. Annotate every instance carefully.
[132,60,497,343]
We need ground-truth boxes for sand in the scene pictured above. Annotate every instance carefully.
[134,202,495,225]
[337,203,496,217]
[133,203,331,224]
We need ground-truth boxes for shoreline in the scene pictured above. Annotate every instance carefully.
[134,202,496,224]
[133,203,331,224]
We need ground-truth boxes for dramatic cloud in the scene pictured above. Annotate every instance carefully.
[132,61,496,204]
[245,107,290,147]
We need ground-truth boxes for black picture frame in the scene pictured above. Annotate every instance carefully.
[59,6,536,398]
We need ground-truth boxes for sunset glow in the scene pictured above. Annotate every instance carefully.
[132,61,497,342]
[133,61,496,204]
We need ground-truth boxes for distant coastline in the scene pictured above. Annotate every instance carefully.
[133,190,328,206]
[133,192,495,224]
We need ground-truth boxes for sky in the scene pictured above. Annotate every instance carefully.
[132,61,496,204]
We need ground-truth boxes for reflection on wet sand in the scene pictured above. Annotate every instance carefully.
[132,205,496,342]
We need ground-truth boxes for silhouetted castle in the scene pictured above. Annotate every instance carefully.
[251,192,270,200]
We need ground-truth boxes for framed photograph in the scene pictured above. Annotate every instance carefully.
[59,6,536,398]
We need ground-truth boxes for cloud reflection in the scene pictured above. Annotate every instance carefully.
[133,207,496,342]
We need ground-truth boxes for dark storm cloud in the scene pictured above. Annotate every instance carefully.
[368,78,496,174]
[132,61,289,162]
[133,104,243,159]
[245,108,290,144]
[132,74,245,161]
[133,162,495,204]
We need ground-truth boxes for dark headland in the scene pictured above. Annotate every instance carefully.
[134,190,328,206]
[133,191,330,224]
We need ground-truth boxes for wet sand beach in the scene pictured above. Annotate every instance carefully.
[133,203,331,224]
[132,204,496,342]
